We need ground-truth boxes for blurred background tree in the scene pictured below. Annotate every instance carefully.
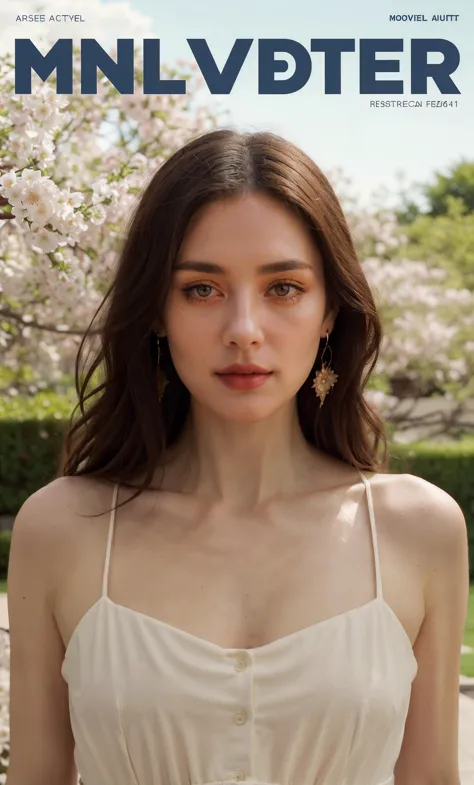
[396,161,474,290]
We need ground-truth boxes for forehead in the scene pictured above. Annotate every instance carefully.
[177,192,322,272]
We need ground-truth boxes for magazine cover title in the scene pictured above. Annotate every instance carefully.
[13,37,461,95]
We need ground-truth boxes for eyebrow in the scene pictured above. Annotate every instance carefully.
[174,260,314,274]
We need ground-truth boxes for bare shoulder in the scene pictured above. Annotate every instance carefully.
[370,471,466,530]
[10,475,115,600]
[13,474,114,536]
[369,471,468,576]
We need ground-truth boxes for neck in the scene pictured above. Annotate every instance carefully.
[159,401,332,511]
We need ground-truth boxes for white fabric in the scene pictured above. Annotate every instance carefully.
[62,469,418,785]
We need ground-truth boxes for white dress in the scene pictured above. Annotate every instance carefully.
[61,469,418,785]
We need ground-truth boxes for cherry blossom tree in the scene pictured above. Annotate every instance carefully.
[0,47,222,394]
[346,204,474,437]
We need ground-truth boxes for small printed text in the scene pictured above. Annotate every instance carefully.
[389,14,459,21]
[16,15,86,23]
[370,99,459,107]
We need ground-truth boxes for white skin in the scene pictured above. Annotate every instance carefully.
[158,191,337,510]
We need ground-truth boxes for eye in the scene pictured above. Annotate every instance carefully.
[269,280,305,302]
[181,283,217,301]
[180,279,306,304]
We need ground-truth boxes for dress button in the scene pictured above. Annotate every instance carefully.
[234,652,249,671]
[233,710,248,725]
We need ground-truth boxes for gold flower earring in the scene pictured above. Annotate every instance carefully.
[156,333,169,402]
[312,331,338,408]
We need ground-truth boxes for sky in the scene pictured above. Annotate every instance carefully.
[3,0,472,204]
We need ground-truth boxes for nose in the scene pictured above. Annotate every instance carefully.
[221,291,265,349]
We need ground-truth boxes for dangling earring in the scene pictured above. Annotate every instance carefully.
[156,334,169,402]
[312,331,338,408]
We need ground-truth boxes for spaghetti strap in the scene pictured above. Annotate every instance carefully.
[102,482,119,599]
[356,469,383,601]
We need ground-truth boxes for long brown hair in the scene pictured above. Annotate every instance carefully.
[60,128,388,508]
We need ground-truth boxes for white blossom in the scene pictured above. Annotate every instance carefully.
[30,229,60,254]
[89,205,107,225]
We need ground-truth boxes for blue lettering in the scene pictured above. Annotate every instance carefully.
[81,39,134,94]
[360,39,404,94]
[187,38,252,94]
[144,40,186,94]
[411,39,460,93]
[258,38,312,94]
[12,36,462,96]
[310,39,356,93]
[15,38,72,93]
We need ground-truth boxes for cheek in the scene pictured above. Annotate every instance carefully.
[270,300,324,344]
[166,289,216,328]
[274,308,324,375]
[168,311,217,355]
[164,304,216,381]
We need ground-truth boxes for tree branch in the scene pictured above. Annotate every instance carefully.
[0,308,99,336]
[0,195,15,219]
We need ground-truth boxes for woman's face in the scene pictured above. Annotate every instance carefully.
[163,192,334,422]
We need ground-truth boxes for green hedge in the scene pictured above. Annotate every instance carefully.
[0,417,473,580]
[389,440,474,581]
[0,418,66,514]
[0,532,11,581]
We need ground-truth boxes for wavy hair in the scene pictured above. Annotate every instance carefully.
[59,129,388,509]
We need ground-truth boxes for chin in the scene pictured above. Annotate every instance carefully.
[213,399,282,424]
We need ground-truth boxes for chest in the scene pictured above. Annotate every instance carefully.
[137,503,372,632]
[59,491,422,652]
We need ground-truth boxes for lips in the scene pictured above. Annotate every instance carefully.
[216,364,271,375]
[219,371,269,375]
[215,366,273,390]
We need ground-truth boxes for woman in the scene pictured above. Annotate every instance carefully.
[7,129,469,785]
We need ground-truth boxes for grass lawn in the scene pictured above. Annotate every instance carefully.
[0,580,473,673]
[461,584,474,677]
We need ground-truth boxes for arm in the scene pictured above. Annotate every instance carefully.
[6,483,77,785]
[394,480,470,785]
